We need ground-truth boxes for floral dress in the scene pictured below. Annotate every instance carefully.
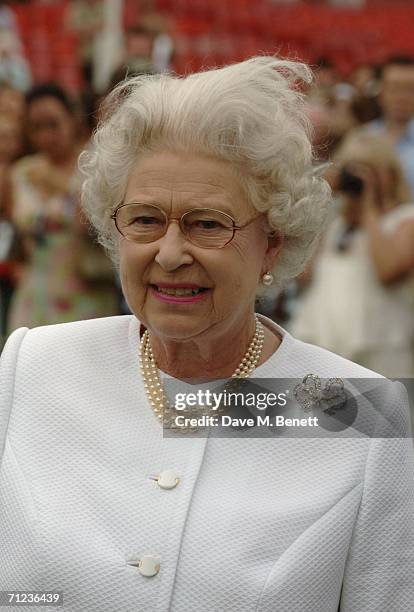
[7,154,119,333]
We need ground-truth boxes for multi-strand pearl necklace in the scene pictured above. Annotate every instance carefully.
[140,316,265,426]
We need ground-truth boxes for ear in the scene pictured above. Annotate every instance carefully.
[262,232,284,275]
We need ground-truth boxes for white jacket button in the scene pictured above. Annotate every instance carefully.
[157,470,180,489]
[138,555,160,577]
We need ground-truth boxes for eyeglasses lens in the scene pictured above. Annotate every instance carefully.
[117,204,165,242]
[116,204,234,248]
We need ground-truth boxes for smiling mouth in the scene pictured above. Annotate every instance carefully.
[150,285,208,296]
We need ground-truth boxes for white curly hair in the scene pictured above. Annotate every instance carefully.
[79,56,331,284]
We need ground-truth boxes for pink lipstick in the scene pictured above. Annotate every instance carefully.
[149,284,209,304]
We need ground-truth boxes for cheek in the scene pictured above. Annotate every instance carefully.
[214,233,266,295]
[119,244,150,299]
[120,240,147,271]
[234,230,267,272]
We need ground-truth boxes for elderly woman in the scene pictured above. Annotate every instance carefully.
[0,58,413,612]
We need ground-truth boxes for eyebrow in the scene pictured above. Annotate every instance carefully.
[122,199,237,217]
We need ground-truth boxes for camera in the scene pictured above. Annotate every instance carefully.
[337,167,364,197]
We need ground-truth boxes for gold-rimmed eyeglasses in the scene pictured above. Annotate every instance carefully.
[110,202,261,249]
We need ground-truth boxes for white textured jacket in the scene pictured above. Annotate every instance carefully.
[1,315,413,612]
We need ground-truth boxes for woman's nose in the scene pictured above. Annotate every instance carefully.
[154,221,194,271]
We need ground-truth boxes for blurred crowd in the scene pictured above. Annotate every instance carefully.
[254,54,414,378]
[0,0,414,377]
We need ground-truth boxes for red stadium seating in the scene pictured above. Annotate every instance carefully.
[11,0,414,91]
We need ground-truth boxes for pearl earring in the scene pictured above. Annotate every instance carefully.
[262,271,274,286]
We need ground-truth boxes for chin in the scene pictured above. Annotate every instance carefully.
[144,313,209,341]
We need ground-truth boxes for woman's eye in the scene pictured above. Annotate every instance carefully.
[130,216,161,226]
[195,220,222,230]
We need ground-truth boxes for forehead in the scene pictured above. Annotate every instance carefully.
[383,65,414,86]
[28,97,69,119]
[124,150,251,216]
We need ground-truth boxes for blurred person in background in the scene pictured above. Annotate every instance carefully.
[0,28,31,92]
[90,0,124,94]
[139,11,175,74]
[7,83,118,334]
[349,63,381,124]
[0,108,23,342]
[109,25,155,89]
[0,1,21,44]
[366,56,414,197]
[65,0,104,91]
[306,58,356,160]
[290,131,414,377]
